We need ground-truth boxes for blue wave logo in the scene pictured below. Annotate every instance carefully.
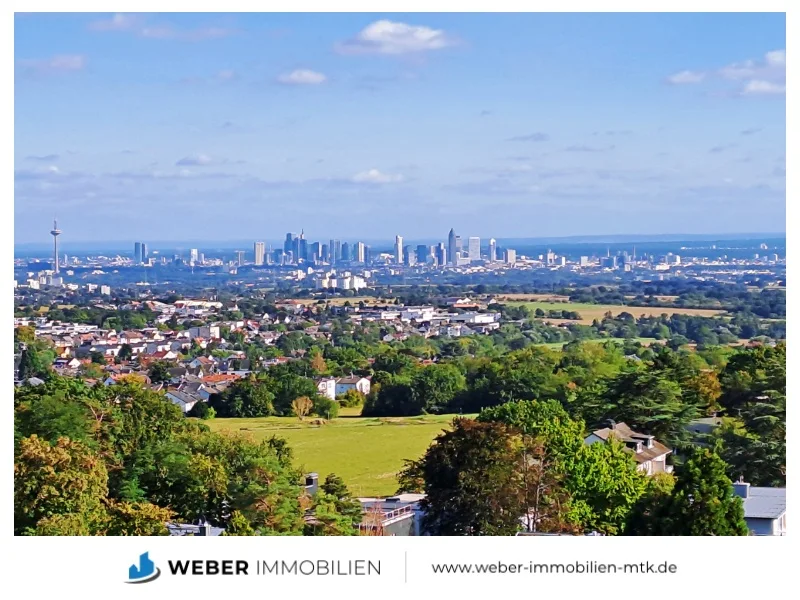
[126,552,161,584]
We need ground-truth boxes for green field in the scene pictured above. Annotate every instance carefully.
[535,337,660,349]
[207,414,464,497]
[506,300,726,325]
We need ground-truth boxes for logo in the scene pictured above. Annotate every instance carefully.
[126,552,161,584]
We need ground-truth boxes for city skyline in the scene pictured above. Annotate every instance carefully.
[14,12,786,243]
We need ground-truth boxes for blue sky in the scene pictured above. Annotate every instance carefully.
[15,12,786,243]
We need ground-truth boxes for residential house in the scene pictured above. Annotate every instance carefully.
[357,494,427,536]
[335,375,371,397]
[316,377,337,401]
[734,479,787,536]
[165,389,204,414]
[585,422,673,475]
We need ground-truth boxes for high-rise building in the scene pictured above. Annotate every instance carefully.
[468,237,481,261]
[284,233,296,255]
[141,243,148,263]
[341,242,351,262]
[235,250,245,266]
[333,240,342,263]
[254,242,266,266]
[416,244,430,264]
[356,241,366,263]
[310,242,322,263]
[504,249,516,265]
[197,252,204,264]
[364,245,372,264]
[394,236,403,264]
[190,248,199,264]
[273,249,285,265]
[436,243,447,267]
[489,238,497,262]
[321,244,329,262]
[403,245,415,267]
[299,238,308,262]
[134,242,142,264]
[455,235,463,254]
[448,228,457,266]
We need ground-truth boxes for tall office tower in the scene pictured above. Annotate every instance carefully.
[436,243,447,267]
[254,242,266,266]
[273,249,285,265]
[134,242,142,264]
[299,238,308,262]
[310,242,321,263]
[468,236,481,261]
[235,250,245,266]
[197,252,204,264]
[504,249,517,265]
[341,242,351,262]
[50,219,62,273]
[141,243,149,263]
[489,238,497,262]
[416,244,429,264]
[284,233,296,257]
[364,245,372,264]
[321,244,329,262]
[334,240,342,262]
[403,245,415,267]
[329,239,335,263]
[190,248,199,264]
[395,235,403,264]
[356,241,366,263]
[448,228,457,266]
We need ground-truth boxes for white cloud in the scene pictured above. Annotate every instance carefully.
[18,54,86,74]
[277,69,327,85]
[742,80,786,95]
[336,20,455,55]
[88,13,142,32]
[175,154,213,166]
[351,169,404,183]
[765,49,786,67]
[217,69,237,81]
[666,70,706,84]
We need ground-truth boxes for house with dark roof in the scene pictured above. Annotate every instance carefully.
[585,422,673,476]
[734,479,786,536]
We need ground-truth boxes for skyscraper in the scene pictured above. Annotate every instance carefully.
[395,235,403,264]
[448,228,457,266]
[50,219,62,273]
[341,242,351,262]
[468,237,481,261]
[403,245,415,267]
[321,244,329,262]
[134,242,142,264]
[254,242,266,266]
[190,248,199,264]
[141,243,148,264]
[235,250,245,266]
[310,241,322,263]
[416,244,430,264]
[299,238,308,262]
[436,243,447,267]
[504,249,516,265]
[489,238,497,262]
[356,241,366,263]
[284,233,296,256]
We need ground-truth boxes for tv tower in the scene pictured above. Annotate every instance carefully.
[50,218,62,274]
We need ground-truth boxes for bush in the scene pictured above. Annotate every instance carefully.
[337,389,365,408]
[313,396,339,419]
[188,401,215,420]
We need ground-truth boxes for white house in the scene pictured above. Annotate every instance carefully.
[585,422,672,476]
[165,390,203,414]
[316,377,337,401]
[335,376,371,397]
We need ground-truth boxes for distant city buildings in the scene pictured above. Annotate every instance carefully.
[254,242,266,266]
[468,237,481,261]
[489,238,497,262]
[395,236,403,265]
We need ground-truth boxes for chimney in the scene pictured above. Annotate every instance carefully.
[733,477,750,499]
[305,472,319,496]
[198,520,212,536]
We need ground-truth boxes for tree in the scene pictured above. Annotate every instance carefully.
[657,448,749,536]
[104,501,174,536]
[117,344,133,362]
[209,378,275,418]
[15,325,36,344]
[15,435,109,535]
[312,396,339,419]
[148,360,172,384]
[90,351,105,364]
[337,388,365,408]
[624,472,675,535]
[408,419,526,535]
[292,396,313,420]
[321,473,363,527]
[310,353,327,374]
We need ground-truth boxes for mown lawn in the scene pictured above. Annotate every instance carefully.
[206,413,467,497]
[506,300,726,324]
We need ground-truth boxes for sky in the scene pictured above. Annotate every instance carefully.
[14,12,786,244]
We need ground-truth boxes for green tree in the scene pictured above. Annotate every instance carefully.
[657,448,749,536]
[117,344,133,362]
[15,435,109,535]
[624,472,675,535]
[148,360,173,384]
